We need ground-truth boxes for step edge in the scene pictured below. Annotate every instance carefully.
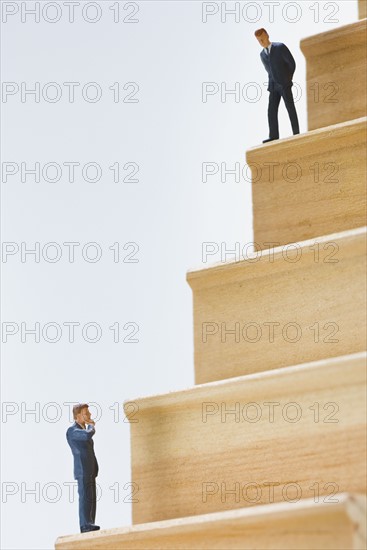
[123,351,366,412]
[186,225,366,281]
[245,116,367,158]
[300,18,367,53]
[55,492,365,545]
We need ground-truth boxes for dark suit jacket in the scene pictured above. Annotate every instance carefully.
[66,422,99,479]
[260,42,296,90]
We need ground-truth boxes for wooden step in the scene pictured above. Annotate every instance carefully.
[359,0,367,19]
[187,227,366,384]
[246,117,366,250]
[126,353,366,524]
[300,21,366,130]
[55,493,366,549]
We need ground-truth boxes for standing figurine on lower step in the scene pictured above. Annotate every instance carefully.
[66,403,100,533]
[255,28,300,143]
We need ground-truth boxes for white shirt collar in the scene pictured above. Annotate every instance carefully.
[264,42,272,53]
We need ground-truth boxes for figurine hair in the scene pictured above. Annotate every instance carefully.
[73,403,89,419]
[254,28,268,37]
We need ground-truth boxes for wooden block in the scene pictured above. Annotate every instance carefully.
[300,20,366,130]
[246,117,366,250]
[55,493,366,549]
[126,353,366,524]
[187,227,366,384]
[359,0,367,19]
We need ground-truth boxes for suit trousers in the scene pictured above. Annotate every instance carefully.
[77,476,97,531]
[268,83,299,139]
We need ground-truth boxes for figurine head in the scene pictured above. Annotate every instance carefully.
[255,28,271,48]
[73,403,92,427]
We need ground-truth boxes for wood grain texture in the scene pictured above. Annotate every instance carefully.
[187,227,366,384]
[55,493,366,549]
[300,20,366,130]
[55,10,367,550]
[359,0,367,19]
[126,353,366,524]
[246,117,366,250]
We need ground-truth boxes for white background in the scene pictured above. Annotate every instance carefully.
[1,1,357,548]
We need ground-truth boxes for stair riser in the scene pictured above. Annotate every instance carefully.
[360,0,367,18]
[247,119,366,250]
[301,21,366,130]
[188,229,366,383]
[129,355,366,524]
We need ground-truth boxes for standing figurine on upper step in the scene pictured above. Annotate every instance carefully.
[255,28,300,143]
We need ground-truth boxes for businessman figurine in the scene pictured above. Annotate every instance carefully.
[255,28,300,143]
[66,403,100,533]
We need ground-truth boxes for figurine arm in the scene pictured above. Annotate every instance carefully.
[70,425,96,441]
[260,53,270,73]
[282,44,296,74]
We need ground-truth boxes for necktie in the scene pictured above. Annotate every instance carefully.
[266,47,269,55]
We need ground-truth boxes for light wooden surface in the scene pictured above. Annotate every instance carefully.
[246,117,366,250]
[359,0,367,18]
[55,493,366,549]
[55,8,367,550]
[187,227,366,383]
[300,20,366,130]
[126,353,366,524]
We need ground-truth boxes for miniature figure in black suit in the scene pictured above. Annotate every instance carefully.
[255,28,300,143]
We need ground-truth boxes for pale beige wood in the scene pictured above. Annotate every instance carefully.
[125,353,366,524]
[55,493,366,549]
[300,20,366,130]
[246,117,366,250]
[187,227,366,383]
[359,0,367,19]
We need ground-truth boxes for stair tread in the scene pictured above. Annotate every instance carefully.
[300,18,366,53]
[246,116,366,155]
[125,351,366,409]
[187,225,366,283]
[55,493,366,549]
